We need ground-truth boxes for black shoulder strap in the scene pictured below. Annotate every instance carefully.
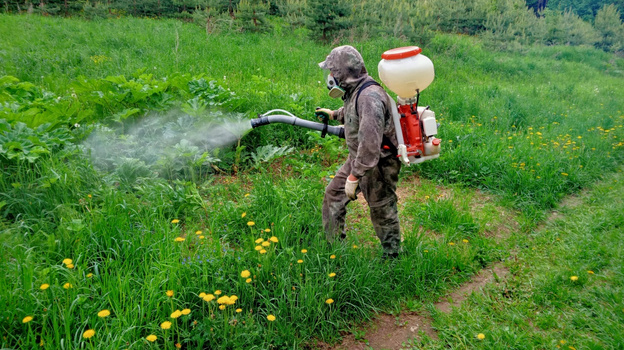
[355,80,398,156]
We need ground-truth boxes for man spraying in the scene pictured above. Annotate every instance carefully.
[316,45,402,259]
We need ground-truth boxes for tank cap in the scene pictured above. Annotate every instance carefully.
[381,46,422,60]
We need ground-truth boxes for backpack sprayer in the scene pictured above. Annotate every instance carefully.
[250,46,440,166]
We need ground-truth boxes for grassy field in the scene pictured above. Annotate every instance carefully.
[1,14,624,349]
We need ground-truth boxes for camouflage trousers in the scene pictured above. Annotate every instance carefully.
[322,155,402,257]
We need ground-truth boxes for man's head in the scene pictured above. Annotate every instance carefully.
[319,45,368,98]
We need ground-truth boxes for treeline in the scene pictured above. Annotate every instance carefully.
[3,0,624,53]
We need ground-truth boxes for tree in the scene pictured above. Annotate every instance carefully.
[594,4,624,51]
[236,0,271,32]
[306,0,351,42]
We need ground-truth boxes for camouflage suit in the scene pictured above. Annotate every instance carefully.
[319,46,402,257]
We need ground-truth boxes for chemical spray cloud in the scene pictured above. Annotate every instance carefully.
[82,109,252,177]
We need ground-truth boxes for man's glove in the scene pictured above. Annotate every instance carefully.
[345,176,359,200]
[315,107,333,122]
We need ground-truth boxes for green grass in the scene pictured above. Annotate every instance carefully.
[411,168,624,349]
[1,14,624,349]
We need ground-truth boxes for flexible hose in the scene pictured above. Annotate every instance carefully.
[250,113,345,139]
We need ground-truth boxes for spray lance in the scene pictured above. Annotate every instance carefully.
[250,46,441,165]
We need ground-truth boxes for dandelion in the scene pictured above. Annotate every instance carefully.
[174,237,185,242]
[86,273,94,278]
[261,241,270,247]
[255,238,264,244]
[255,245,263,251]
[328,273,336,278]
[66,263,75,269]
[160,321,172,330]
[203,294,215,302]
[236,308,242,313]
[214,290,222,295]
[97,309,110,318]
[264,228,271,233]
[267,315,276,321]
[229,295,238,303]
[448,242,455,246]
[63,283,73,289]
[181,308,190,315]
[587,270,595,274]
[166,290,174,297]
[561,172,569,176]
[260,249,267,254]
[219,305,226,310]
[199,292,206,298]
[301,249,308,254]
[330,255,336,259]
[171,219,180,224]
[477,333,485,340]
[241,212,247,218]
[246,278,252,283]
[217,296,230,304]
[83,329,96,339]
[40,284,49,290]
[462,239,469,243]
[22,316,33,323]
[199,236,205,239]
[570,276,579,281]
[297,259,303,264]
[352,244,358,249]
[247,221,255,227]
[195,230,202,235]
[146,335,157,342]
[62,259,72,265]
[170,310,182,319]
[269,236,279,243]
[176,343,182,348]
[241,270,251,278]
[326,298,334,304]
[244,193,250,197]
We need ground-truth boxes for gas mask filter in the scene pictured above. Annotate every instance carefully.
[325,71,345,99]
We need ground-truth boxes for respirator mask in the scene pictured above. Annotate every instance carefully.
[323,70,345,99]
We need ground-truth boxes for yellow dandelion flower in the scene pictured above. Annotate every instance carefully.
[146,334,157,342]
[66,263,75,269]
[175,343,182,349]
[587,270,594,274]
[236,308,242,313]
[86,273,94,278]
[244,193,250,197]
[241,270,251,278]
[267,315,276,321]
[325,298,334,304]
[448,242,455,246]
[241,212,247,218]
[255,245,263,251]
[301,249,308,253]
[561,172,569,176]
[269,236,278,243]
[174,237,185,242]
[63,283,72,289]
[328,273,336,278]
[203,294,215,302]
[352,244,358,249]
[255,238,264,244]
[22,316,33,323]
[214,290,222,295]
[330,255,336,259]
[166,290,174,297]
[160,321,172,330]
[82,329,95,339]
[199,292,206,298]
[199,235,205,239]
[297,259,303,264]
[570,276,579,281]
[262,241,271,247]
[170,310,182,319]
[62,258,72,265]
[97,309,110,318]
[246,278,252,283]
[462,239,469,243]
[219,305,226,310]
[247,221,255,227]
[477,333,485,340]
[40,284,50,290]
[171,219,180,224]
[195,230,202,235]
[181,309,191,315]
[217,296,230,304]
[260,249,267,254]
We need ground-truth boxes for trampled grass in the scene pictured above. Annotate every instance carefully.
[1,14,624,349]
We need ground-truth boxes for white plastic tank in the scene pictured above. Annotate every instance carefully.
[378,46,435,100]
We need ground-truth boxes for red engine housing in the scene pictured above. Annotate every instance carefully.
[397,102,425,158]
